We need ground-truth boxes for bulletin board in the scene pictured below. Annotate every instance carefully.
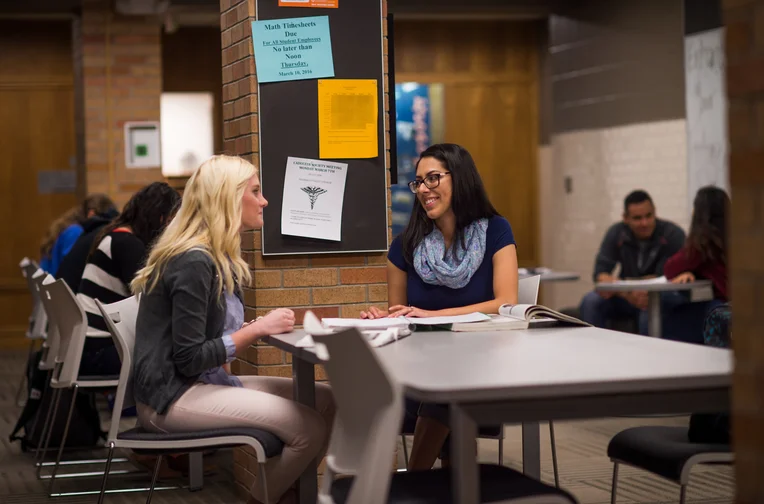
[255,0,388,255]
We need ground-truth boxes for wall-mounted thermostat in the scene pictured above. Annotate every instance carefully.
[124,121,161,169]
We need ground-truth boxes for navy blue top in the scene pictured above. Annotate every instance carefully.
[388,216,516,311]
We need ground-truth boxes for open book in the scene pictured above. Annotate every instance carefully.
[498,304,590,327]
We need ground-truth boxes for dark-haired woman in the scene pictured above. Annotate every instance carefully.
[77,182,180,376]
[662,186,729,344]
[361,143,518,470]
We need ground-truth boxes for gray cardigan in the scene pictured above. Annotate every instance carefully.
[133,249,240,415]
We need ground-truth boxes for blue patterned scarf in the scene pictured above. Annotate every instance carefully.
[413,219,488,289]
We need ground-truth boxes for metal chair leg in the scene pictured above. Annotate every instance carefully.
[97,442,116,504]
[48,384,79,496]
[258,461,269,504]
[37,387,63,477]
[15,340,36,405]
[145,454,164,504]
[679,484,687,504]
[30,370,52,463]
[401,434,409,467]
[549,421,559,488]
[611,462,619,504]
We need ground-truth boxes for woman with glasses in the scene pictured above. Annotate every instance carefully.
[361,143,518,470]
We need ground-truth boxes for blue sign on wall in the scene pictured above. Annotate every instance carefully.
[392,83,431,238]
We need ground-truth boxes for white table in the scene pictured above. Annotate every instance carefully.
[520,269,581,283]
[265,326,731,504]
[595,280,713,337]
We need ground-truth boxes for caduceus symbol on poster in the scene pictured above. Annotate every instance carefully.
[301,186,327,210]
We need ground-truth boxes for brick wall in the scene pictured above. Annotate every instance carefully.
[220,0,391,494]
[722,1,764,502]
[80,0,164,206]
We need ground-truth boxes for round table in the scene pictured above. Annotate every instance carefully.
[595,280,713,337]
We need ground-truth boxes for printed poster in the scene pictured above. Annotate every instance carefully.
[318,79,378,159]
[281,157,348,241]
[251,16,334,83]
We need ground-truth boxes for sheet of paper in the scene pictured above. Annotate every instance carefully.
[318,79,379,159]
[610,276,668,287]
[406,312,491,326]
[322,318,411,330]
[279,0,338,7]
[281,157,347,241]
[251,16,334,83]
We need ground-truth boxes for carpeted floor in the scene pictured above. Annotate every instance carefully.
[1,349,734,503]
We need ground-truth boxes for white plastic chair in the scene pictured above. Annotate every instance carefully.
[16,259,47,404]
[94,297,285,504]
[36,278,120,493]
[313,325,577,504]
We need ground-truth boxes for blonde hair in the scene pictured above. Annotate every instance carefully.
[131,155,255,296]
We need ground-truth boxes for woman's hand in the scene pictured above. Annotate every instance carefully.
[387,305,433,318]
[671,272,696,284]
[360,306,388,319]
[251,308,295,336]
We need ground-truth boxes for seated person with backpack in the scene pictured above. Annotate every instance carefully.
[662,186,729,344]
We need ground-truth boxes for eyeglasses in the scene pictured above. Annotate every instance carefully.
[408,172,450,194]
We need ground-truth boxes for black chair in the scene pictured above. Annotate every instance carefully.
[608,304,733,504]
[608,426,732,504]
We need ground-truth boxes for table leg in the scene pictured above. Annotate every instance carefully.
[292,358,317,504]
[521,422,541,479]
[451,404,479,504]
[188,452,203,491]
[648,291,662,338]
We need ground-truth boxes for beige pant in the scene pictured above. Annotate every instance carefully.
[137,376,335,504]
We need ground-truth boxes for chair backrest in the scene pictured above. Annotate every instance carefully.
[41,279,89,387]
[35,273,60,369]
[95,296,139,442]
[519,274,541,305]
[25,266,47,340]
[313,322,402,504]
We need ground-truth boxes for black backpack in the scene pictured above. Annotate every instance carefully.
[9,349,105,452]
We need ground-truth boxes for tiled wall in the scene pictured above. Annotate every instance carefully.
[542,120,689,310]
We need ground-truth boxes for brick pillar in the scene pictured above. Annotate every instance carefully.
[80,0,164,205]
[723,1,764,503]
[221,0,391,495]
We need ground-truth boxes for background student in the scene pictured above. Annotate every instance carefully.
[39,193,115,275]
[579,190,685,334]
[76,182,180,377]
[662,186,729,344]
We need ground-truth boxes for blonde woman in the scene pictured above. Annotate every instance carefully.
[131,155,335,504]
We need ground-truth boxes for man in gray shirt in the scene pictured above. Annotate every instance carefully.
[579,190,685,333]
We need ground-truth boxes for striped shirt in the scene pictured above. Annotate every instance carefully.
[77,230,146,350]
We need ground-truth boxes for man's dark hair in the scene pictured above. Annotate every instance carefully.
[623,190,653,214]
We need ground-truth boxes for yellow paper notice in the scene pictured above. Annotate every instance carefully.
[318,79,378,159]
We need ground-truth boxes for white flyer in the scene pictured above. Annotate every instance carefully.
[281,156,348,241]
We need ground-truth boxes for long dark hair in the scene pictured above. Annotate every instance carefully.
[686,186,729,264]
[90,182,180,256]
[401,143,498,265]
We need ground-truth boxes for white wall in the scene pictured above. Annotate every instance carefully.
[684,27,729,206]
